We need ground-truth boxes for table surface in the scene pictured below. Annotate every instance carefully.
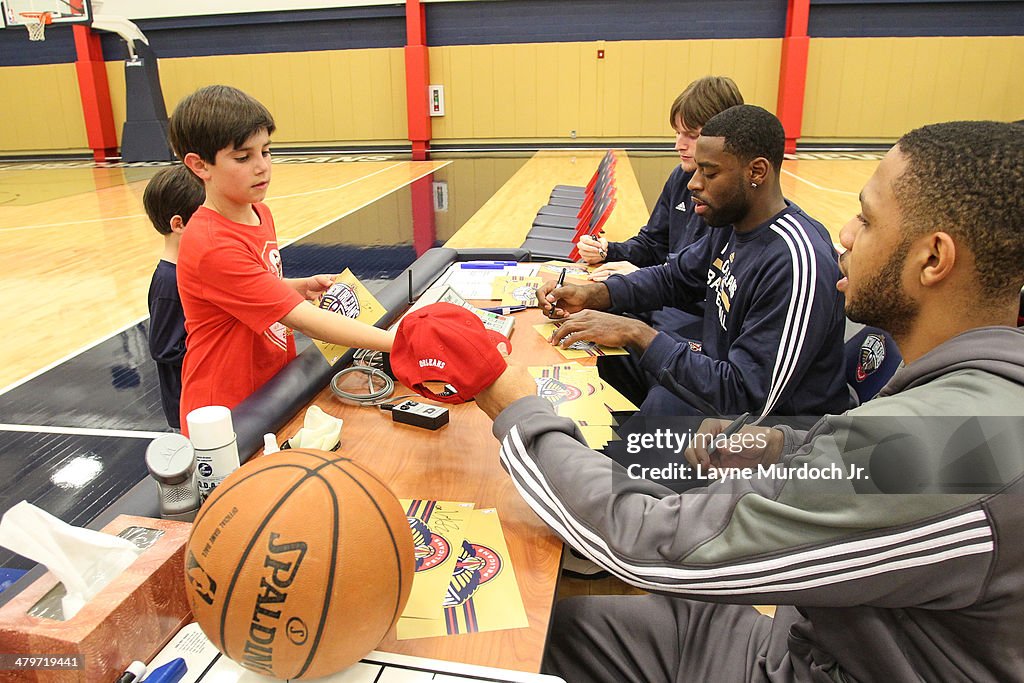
[273,300,599,673]
[271,149,646,672]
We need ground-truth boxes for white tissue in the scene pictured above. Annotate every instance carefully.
[0,501,142,619]
[288,405,344,451]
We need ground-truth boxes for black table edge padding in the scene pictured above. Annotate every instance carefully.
[0,246,529,607]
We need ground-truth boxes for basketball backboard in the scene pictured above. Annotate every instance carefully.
[1,0,92,29]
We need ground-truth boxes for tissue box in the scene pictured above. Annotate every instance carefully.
[0,515,192,683]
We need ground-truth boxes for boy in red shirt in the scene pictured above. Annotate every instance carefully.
[168,85,393,429]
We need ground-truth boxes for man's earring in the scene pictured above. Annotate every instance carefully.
[751,182,758,188]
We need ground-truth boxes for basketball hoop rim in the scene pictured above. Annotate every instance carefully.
[19,10,53,24]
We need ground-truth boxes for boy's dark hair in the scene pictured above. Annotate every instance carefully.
[167,85,276,163]
[895,120,1024,299]
[701,104,785,171]
[143,164,205,235]
[669,76,744,131]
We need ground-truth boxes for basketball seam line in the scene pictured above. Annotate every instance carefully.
[295,450,412,635]
[215,458,339,670]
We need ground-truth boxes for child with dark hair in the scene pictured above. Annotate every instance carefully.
[169,85,393,431]
[143,164,205,428]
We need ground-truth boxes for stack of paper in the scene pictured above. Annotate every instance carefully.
[488,261,591,307]
[398,500,528,640]
[147,622,566,682]
[532,320,630,360]
[434,286,516,337]
[490,275,545,307]
[437,262,540,300]
[529,363,637,449]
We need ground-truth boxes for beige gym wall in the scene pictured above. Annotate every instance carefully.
[0,35,1020,154]
[802,36,1024,141]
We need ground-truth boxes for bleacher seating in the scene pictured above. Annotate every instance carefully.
[522,150,617,261]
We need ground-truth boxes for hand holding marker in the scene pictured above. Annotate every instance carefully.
[704,412,752,463]
[547,268,567,319]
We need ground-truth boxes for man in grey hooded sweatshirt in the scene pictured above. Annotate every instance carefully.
[475,120,1024,682]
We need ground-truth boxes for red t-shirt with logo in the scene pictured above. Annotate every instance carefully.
[177,203,304,429]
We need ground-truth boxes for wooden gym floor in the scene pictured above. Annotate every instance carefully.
[0,151,876,394]
[0,158,448,392]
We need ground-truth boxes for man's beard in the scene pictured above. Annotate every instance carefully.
[700,181,749,228]
[845,245,918,340]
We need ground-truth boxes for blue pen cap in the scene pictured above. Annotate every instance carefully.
[142,658,187,683]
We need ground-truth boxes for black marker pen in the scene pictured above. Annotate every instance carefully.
[548,267,567,319]
[116,661,146,683]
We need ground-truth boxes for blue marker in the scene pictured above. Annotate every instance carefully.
[142,658,187,683]
[459,261,518,269]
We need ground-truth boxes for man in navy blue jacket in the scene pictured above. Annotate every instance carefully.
[579,76,744,341]
[540,105,847,419]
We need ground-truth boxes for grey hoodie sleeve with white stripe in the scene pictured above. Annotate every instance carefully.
[493,395,998,608]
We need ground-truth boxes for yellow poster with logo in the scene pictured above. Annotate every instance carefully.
[532,321,629,359]
[396,508,528,639]
[529,364,633,449]
[531,364,612,426]
[537,261,593,279]
[491,276,545,307]
[400,499,475,619]
[531,364,636,416]
[312,269,387,365]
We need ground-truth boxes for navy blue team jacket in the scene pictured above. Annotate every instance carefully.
[604,201,848,417]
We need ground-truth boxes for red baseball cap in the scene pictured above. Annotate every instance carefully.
[391,302,511,404]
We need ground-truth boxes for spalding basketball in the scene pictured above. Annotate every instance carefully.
[184,449,414,679]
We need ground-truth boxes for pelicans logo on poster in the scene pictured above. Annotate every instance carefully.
[319,283,361,318]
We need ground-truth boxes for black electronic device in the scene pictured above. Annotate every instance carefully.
[391,400,450,430]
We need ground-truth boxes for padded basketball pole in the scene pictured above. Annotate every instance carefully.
[405,0,431,160]
[410,174,437,256]
[776,0,811,155]
[72,25,118,161]
[119,42,176,162]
